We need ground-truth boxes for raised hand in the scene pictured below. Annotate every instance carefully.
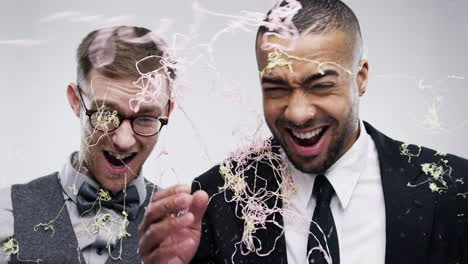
[138,184,209,264]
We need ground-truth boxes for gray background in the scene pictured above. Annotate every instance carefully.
[0,0,467,188]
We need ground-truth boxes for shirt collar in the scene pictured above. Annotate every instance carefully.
[285,120,369,210]
[58,151,147,206]
[325,120,369,209]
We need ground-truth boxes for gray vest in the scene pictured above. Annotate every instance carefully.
[10,173,155,264]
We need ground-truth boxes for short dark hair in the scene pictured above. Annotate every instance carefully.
[257,0,362,51]
[76,26,175,88]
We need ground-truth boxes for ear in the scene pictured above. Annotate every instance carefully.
[166,100,175,118]
[357,60,369,96]
[67,83,81,118]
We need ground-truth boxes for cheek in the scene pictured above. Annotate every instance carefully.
[139,136,158,153]
[263,100,281,124]
[314,95,350,124]
[80,118,92,140]
[263,95,288,114]
[326,84,356,108]
[344,79,360,99]
[80,120,105,147]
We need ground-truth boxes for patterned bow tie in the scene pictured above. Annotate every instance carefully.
[76,182,140,221]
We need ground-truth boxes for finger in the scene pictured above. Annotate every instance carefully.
[167,257,184,264]
[189,190,209,226]
[151,184,190,202]
[142,238,196,264]
[139,193,192,238]
[159,237,197,263]
[139,212,195,255]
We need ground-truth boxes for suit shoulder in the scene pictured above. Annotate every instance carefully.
[192,164,223,195]
[365,121,468,167]
[409,143,468,170]
[438,151,468,168]
[12,172,59,192]
[388,135,467,179]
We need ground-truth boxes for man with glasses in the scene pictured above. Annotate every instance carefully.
[0,26,174,263]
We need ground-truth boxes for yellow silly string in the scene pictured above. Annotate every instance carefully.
[3,237,41,263]
[109,173,131,261]
[84,106,120,148]
[407,152,460,194]
[259,48,366,79]
[400,142,422,163]
[33,202,67,236]
[97,189,112,201]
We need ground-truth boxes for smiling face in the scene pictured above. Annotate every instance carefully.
[256,30,368,174]
[67,69,172,191]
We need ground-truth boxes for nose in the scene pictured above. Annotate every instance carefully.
[110,120,136,150]
[284,91,316,126]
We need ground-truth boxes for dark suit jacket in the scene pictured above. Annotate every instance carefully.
[191,122,468,264]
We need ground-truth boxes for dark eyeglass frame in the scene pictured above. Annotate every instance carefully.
[76,86,169,137]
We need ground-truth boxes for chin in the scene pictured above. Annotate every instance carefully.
[92,167,138,192]
[98,175,127,191]
[287,153,329,174]
[105,181,127,192]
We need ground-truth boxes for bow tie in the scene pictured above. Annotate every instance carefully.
[76,182,140,221]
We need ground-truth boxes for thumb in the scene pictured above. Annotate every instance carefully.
[189,190,209,227]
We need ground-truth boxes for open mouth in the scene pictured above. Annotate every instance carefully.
[289,126,328,147]
[103,151,136,168]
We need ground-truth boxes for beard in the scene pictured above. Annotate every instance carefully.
[271,111,358,175]
[284,127,348,174]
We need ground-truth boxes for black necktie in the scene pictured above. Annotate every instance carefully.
[76,182,140,221]
[307,175,340,264]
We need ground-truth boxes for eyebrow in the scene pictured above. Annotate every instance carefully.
[261,76,288,85]
[138,106,162,115]
[93,100,118,110]
[94,100,165,116]
[302,70,339,84]
[261,70,339,86]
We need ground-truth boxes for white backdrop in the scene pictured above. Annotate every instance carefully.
[1,0,467,188]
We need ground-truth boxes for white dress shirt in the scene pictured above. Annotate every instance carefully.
[283,120,386,264]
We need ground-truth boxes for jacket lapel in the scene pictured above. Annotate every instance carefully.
[245,144,288,264]
[364,122,435,264]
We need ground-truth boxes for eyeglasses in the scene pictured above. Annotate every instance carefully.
[76,86,168,137]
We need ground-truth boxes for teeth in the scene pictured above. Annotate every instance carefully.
[108,152,133,160]
[292,128,323,139]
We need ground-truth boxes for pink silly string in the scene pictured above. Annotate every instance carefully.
[206,139,295,262]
